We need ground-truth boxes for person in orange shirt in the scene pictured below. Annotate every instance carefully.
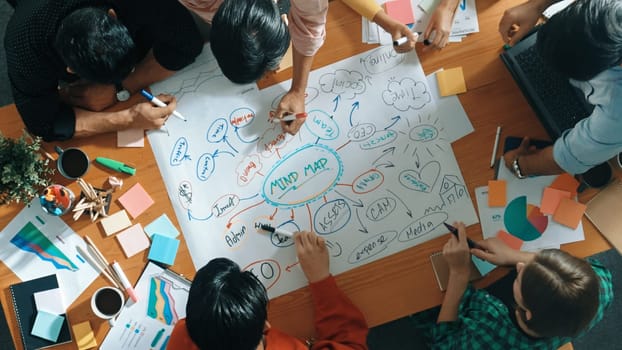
[167,230,368,350]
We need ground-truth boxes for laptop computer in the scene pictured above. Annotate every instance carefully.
[500,27,594,139]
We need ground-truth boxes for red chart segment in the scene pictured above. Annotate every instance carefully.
[504,196,548,241]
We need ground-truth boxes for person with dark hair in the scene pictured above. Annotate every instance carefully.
[178,0,418,135]
[499,0,622,177]
[167,230,369,350]
[4,0,203,141]
[411,222,613,349]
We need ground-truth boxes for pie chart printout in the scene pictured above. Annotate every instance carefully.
[504,196,548,241]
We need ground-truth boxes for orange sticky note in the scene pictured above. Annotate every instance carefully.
[496,230,523,250]
[540,187,572,215]
[118,183,154,219]
[436,67,467,96]
[488,180,507,207]
[550,173,579,197]
[553,198,587,229]
[384,0,415,25]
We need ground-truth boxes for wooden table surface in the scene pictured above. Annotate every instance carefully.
[0,0,612,348]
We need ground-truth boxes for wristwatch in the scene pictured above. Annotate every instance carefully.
[512,157,527,179]
[115,82,130,102]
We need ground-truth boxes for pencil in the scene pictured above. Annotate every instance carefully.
[76,245,121,288]
[84,236,123,286]
[490,126,502,168]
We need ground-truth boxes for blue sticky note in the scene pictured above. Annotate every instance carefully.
[144,214,180,238]
[471,255,497,276]
[148,234,180,265]
[31,311,65,342]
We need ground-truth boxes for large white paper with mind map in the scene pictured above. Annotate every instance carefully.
[148,44,478,298]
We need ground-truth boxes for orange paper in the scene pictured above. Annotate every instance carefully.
[550,173,579,196]
[540,187,572,215]
[496,230,523,250]
[488,180,507,207]
[436,67,467,96]
[553,198,587,229]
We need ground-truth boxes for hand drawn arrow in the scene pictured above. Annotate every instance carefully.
[234,127,259,143]
[355,208,369,233]
[332,95,341,112]
[348,101,360,127]
[334,189,364,207]
[286,261,300,272]
[373,147,396,168]
[384,115,401,130]
[187,209,213,222]
[386,189,413,218]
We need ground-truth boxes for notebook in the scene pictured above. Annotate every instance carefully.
[430,252,482,291]
[9,274,72,350]
[500,27,594,139]
[585,179,622,254]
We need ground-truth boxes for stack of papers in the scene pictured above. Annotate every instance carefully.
[363,0,479,45]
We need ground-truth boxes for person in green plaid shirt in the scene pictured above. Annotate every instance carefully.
[412,222,613,349]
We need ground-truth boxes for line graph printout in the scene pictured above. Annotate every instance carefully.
[148,45,478,298]
[0,198,99,305]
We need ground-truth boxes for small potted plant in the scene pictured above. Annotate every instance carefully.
[0,131,55,205]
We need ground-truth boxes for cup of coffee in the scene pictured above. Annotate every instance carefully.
[54,146,90,179]
[578,162,613,190]
[91,287,125,319]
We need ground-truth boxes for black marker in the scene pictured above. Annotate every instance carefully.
[256,222,294,238]
[393,32,421,46]
[444,222,480,249]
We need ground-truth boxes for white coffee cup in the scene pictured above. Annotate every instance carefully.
[91,286,125,319]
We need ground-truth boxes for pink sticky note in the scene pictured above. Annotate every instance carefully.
[117,128,144,147]
[496,230,523,250]
[384,0,415,25]
[540,187,572,215]
[553,198,587,229]
[118,183,154,219]
[115,224,150,258]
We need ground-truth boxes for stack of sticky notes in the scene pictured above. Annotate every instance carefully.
[100,210,132,236]
[118,183,154,219]
[488,180,507,207]
[436,67,467,96]
[72,321,97,350]
[116,223,151,258]
[144,214,180,238]
[148,234,180,265]
[31,287,67,342]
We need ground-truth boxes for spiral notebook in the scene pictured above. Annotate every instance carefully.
[9,274,72,350]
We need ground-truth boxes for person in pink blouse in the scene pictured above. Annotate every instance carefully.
[179,0,417,135]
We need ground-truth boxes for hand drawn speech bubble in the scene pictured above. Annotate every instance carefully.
[348,231,398,264]
[314,199,351,234]
[361,45,405,74]
[347,123,376,142]
[319,69,366,99]
[305,109,339,140]
[170,137,190,166]
[236,154,262,186]
[207,118,229,143]
[398,212,448,242]
[229,107,255,129]
[382,78,431,111]
[243,259,282,290]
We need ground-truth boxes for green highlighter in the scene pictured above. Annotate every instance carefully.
[95,157,136,175]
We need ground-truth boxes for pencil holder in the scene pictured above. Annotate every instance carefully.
[39,184,75,216]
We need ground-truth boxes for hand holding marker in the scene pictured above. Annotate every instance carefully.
[140,89,186,122]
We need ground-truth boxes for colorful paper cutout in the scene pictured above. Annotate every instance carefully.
[148,234,180,266]
[118,183,154,219]
[100,210,132,236]
[144,214,180,238]
[550,173,579,197]
[436,67,467,96]
[471,255,496,276]
[116,224,150,258]
[540,187,572,215]
[553,198,587,229]
[31,311,64,342]
[487,180,507,207]
[384,0,415,25]
[496,230,523,250]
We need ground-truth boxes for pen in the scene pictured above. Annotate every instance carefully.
[95,157,136,175]
[393,32,420,46]
[490,126,502,168]
[140,89,186,122]
[257,222,294,238]
[112,261,139,302]
[443,222,480,250]
[269,112,307,123]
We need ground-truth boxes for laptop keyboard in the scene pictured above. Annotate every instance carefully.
[515,45,593,136]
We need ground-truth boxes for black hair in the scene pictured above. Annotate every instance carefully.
[536,0,622,81]
[520,249,600,337]
[185,258,268,350]
[54,7,136,84]
[210,0,290,84]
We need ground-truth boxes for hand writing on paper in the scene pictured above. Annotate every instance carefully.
[424,0,460,51]
[128,94,177,130]
[442,222,471,275]
[295,231,329,283]
[471,238,535,266]
[373,11,417,53]
[275,90,306,135]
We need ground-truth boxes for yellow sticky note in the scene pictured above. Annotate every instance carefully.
[72,321,97,350]
[553,198,587,229]
[488,180,507,207]
[436,67,467,96]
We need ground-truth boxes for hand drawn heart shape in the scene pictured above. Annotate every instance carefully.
[400,161,440,193]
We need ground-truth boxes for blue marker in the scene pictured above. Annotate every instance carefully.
[140,89,186,121]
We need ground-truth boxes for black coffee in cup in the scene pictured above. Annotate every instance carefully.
[55,147,89,179]
[579,162,612,188]
[94,288,123,316]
